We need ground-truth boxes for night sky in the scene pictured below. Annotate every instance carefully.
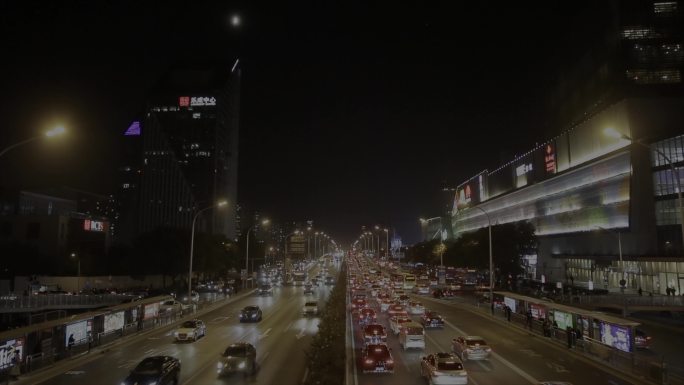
[0,1,595,244]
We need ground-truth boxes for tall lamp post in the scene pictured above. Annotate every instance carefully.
[472,206,493,314]
[383,228,389,258]
[246,218,270,288]
[604,127,684,248]
[70,252,80,294]
[189,200,228,302]
[0,125,66,158]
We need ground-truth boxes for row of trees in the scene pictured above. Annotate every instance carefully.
[304,264,346,385]
[407,222,537,280]
[0,226,270,284]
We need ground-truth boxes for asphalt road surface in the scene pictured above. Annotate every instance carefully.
[351,291,640,385]
[36,263,337,385]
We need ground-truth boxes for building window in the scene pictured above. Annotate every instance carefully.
[654,2,678,14]
[621,27,660,40]
[655,199,681,225]
[626,69,682,84]
[652,135,684,167]
[653,168,684,196]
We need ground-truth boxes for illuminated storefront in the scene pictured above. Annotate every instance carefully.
[451,99,684,293]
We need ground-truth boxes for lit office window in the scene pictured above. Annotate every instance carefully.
[651,135,684,167]
[654,2,678,14]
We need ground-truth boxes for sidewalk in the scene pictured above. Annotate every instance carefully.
[11,289,255,385]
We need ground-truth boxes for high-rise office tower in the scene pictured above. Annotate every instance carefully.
[138,60,241,240]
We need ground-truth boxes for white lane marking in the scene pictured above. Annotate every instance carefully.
[349,299,359,385]
[64,370,85,375]
[144,349,155,354]
[285,321,294,332]
[147,337,160,340]
[261,350,270,361]
[258,327,272,340]
[296,328,306,340]
[444,319,538,384]
[209,316,229,323]
[302,367,309,384]
[546,361,570,373]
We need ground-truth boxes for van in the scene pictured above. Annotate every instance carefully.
[398,322,425,350]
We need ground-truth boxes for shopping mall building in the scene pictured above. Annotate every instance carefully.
[451,98,684,294]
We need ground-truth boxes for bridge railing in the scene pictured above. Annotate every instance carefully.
[571,294,684,307]
[0,294,134,310]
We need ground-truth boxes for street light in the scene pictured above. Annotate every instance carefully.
[70,252,80,294]
[472,206,493,314]
[0,125,67,158]
[383,228,389,258]
[604,127,684,250]
[246,218,270,287]
[189,200,228,303]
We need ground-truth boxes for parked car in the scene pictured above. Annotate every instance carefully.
[122,356,180,385]
[174,319,206,342]
[420,352,468,385]
[217,342,257,377]
[452,336,492,361]
[239,306,263,322]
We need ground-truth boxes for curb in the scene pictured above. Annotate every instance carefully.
[14,289,255,385]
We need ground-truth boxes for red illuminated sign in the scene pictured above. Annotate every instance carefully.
[544,143,556,174]
[179,96,190,107]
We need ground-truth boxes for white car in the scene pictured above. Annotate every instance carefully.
[452,336,492,361]
[303,301,319,316]
[160,300,189,314]
[174,319,206,342]
[389,316,413,335]
[408,301,425,315]
[421,352,468,385]
[379,299,392,312]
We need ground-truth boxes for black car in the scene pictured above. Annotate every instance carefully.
[122,356,181,385]
[239,306,263,322]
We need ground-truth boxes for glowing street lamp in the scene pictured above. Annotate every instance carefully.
[0,125,67,158]
[189,200,228,303]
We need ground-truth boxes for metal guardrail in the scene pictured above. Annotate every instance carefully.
[570,294,684,307]
[0,294,135,311]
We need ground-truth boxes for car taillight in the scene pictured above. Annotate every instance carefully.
[365,359,374,364]
[386,359,394,364]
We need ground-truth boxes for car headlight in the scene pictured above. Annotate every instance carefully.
[148,382,158,385]
[174,332,179,337]
[252,314,257,318]
[217,362,224,369]
[238,361,246,369]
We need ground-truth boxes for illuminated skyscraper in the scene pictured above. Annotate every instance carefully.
[137,60,241,240]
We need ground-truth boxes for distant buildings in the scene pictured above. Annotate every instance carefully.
[447,0,684,294]
[116,61,241,242]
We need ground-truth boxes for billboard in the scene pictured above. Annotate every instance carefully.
[104,311,125,333]
[454,173,485,212]
[599,322,631,352]
[0,338,24,370]
[83,219,106,232]
[144,303,159,320]
[288,235,306,255]
[551,310,573,330]
[65,320,92,347]
[529,303,546,320]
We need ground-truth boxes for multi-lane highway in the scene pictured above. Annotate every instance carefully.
[349,273,641,385]
[29,263,337,385]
